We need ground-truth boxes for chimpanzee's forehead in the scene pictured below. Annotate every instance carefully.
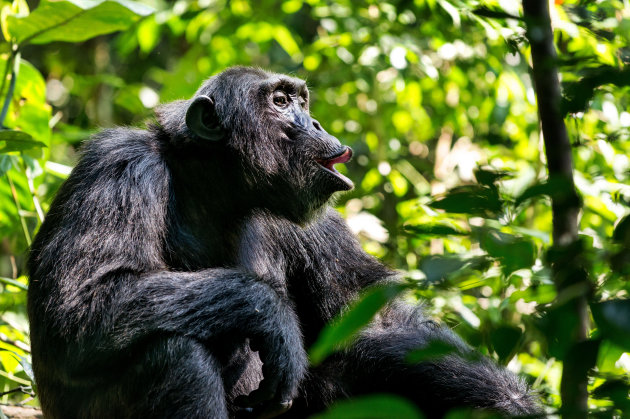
[259,73,308,94]
[196,67,309,101]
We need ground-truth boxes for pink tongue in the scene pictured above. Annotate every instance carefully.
[329,148,352,165]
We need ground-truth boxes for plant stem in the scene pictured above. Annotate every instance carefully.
[522,0,588,417]
[7,173,31,246]
[0,48,15,101]
[0,50,20,129]
[20,155,45,223]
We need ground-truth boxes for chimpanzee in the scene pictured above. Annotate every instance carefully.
[28,67,539,418]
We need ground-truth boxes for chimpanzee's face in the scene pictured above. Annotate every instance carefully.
[186,67,353,223]
[256,74,353,194]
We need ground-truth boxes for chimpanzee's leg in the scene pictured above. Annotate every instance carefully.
[81,336,228,419]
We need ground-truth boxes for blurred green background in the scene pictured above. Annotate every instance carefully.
[0,0,629,416]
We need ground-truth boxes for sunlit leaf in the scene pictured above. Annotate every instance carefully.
[6,0,153,45]
[309,283,408,366]
[591,379,630,408]
[0,277,27,291]
[313,394,423,419]
[0,130,45,153]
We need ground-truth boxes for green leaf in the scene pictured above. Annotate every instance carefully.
[489,325,522,364]
[1,57,52,146]
[309,283,408,366]
[596,340,625,372]
[0,277,28,291]
[592,299,630,351]
[612,214,630,244]
[420,255,491,284]
[6,0,153,45]
[472,6,521,21]
[312,394,424,419]
[474,167,512,186]
[403,223,468,237]
[535,302,581,359]
[429,185,502,218]
[0,130,45,153]
[0,155,13,177]
[273,25,301,60]
[479,229,536,275]
[406,340,459,363]
[515,177,581,208]
[592,379,630,408]
[562,66,630,115]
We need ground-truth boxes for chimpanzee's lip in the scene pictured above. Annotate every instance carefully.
[316,147,354,190]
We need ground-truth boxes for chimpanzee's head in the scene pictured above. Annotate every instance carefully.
[182,67,353,224]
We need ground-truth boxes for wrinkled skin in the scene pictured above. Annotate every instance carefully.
[28,67,540,419]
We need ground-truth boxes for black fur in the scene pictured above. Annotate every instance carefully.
[28,67,539,418]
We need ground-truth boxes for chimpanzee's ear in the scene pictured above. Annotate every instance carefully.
[185,95,222,141]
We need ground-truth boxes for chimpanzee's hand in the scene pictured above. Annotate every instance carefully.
[234,325,307,418]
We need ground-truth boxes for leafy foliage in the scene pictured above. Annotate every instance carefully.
[0,0,629,416]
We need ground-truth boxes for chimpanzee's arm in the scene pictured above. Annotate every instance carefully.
[27,130,306,409]
[274,209,539,417]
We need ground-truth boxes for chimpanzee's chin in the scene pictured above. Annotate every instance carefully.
[335,174,354,191]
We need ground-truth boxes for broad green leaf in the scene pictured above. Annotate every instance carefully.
[309,283,408,366]
[429,185,502,218]
[596,340,625,372]
[562,66,630,115]
[0,55,51,146]
[592,299,630,351]
[313,394,423,419]
[406,340,459,363]
[403,223,468,237]
[6,0,153,45]
[489,325,522,364]
[273,25,301,60]
[472,5,521,20]
[509,283,556,305]
[0,130,45,153]
[479,229,536,275]
[591,379,630,409]
[0,155,13,177]
[282,0,303,14]
[473,167,512,186]
[137,17,159,54]
[420,255,491,284]
[515,178,580,208]
[612,215,630,244]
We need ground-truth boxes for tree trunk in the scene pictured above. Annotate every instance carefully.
[522,0,588,417]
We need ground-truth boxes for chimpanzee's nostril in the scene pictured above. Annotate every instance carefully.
[313,120,322,131]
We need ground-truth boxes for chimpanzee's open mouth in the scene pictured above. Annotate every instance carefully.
[316,147,354,190]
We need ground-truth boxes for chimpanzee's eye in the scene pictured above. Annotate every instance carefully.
[273,91,289,107]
